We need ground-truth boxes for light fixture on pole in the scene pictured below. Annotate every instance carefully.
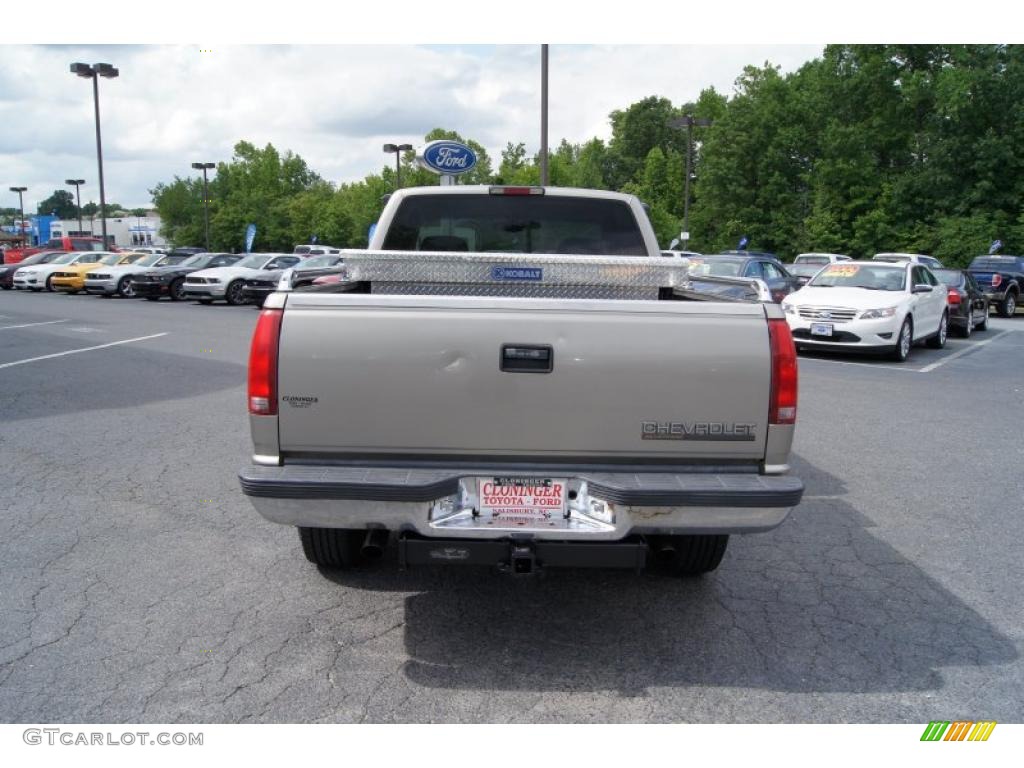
[65,179,86,235]
[70,62,119,248]
[9,186,27,246]
[669,115,713,242]
[382,143,414,189]
[191,162,215,251]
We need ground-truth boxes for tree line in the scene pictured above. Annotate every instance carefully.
[150,45,1024,266]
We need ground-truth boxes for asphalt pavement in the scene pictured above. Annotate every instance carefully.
[0,289,1021,723]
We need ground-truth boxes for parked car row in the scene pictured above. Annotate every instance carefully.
[2,247,349,309]
[2,244,1015,367]
[662,248,1016,363]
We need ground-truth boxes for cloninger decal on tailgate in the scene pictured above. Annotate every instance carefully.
[641,421,757,441]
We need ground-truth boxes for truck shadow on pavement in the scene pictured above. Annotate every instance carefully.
[0,345,245,423]
[321,454,1017,696]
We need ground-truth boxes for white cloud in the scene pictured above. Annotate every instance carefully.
[1,44,821,210]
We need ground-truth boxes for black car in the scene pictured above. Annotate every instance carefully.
[933,268,990,337]
[133,252,241,301]
[0,250,64,289]
[689,253,801,303]
[167,247,207,258]
[242,255,345,307]
[967,255,1023,317]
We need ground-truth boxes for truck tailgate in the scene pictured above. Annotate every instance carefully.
[276,293,772,462]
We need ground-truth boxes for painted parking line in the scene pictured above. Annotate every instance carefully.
[799,357,918,372]
[0,319,69,332]
[800,332,1009,374]
[917,330,1010,372]
[0,333,168,370]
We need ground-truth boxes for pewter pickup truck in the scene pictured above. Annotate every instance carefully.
[239,186,803,576]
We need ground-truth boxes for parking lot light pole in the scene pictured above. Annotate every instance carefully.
[65,179,86,235]
[668,115,713,243]
[9,186,27,246]
[191,162,215,251]
[382,144,413,190]
[70,62,118,249]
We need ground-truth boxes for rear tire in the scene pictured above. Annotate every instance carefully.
[298,527,367,569]
[961,312,973,338]
[977,309,989,331]
[648,534,729,576]
[45,276,55,292]
[999,291,1017,318]
[927,312,948,349]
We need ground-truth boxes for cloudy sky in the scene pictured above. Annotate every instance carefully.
[0,44,824,212]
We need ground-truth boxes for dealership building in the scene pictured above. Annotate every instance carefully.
[49,213,167,247]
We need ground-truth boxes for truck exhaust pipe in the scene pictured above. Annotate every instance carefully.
[361,528,389,559]
[655,541,677,565]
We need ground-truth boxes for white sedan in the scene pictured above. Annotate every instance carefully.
[182,253,301,304]
[13,251,105,291]
[782,261,949,361]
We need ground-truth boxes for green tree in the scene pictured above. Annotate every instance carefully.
[36,190,77,219]
[150,178,205,247]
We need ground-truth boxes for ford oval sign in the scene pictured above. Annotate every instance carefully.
[418,140,477,176]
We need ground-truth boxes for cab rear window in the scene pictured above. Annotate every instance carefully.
[382,195,648,256]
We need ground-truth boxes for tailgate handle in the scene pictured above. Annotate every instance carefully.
[501,344,553,373]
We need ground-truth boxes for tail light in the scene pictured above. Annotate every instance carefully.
[768,318,798,425]
[992,274,1002,287]
[946,288,961,306]
[248,308,283,415]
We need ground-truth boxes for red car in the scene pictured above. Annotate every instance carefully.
[2,235,112,265]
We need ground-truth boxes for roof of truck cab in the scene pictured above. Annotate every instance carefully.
[390,185,639,203]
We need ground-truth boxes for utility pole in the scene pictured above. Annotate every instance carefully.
[71,62,119,248]
[540,44,549,186]
[191,162,216,250]
[65,179,86,235]
[668,115,713,243]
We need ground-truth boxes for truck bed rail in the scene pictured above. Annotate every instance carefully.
[282,250,770,302]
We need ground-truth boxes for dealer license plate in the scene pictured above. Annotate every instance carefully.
[810,323,834,337]
[477,477,567,520]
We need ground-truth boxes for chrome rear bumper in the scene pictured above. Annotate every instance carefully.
[239,464,802,539]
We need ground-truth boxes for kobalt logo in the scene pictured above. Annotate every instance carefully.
[283,395,318,409]
[492,266,543,281]
[641,421,757,441]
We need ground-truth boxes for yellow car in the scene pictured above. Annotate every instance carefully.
[51,252,147,293]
